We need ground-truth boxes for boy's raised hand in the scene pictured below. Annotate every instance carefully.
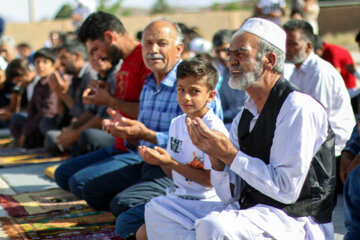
[49,71,69,95]
[138,146,173,166]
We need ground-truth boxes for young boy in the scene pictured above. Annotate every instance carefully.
[0,58,37,128]
[136,57,230,240]
[9,48,58,148]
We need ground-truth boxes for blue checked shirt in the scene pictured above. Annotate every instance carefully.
[343,123,360,156]
[130,60,223,151]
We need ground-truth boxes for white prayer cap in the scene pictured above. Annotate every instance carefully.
[190,38,213,54]
[239,18,286,53]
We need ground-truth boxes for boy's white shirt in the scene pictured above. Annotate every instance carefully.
[166,108,229,200]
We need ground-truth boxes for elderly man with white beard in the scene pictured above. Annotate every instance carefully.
[184,18,336,239]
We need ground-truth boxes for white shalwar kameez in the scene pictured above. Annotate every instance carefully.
[284,52,355,156]
[194,91,334,240]
[145,109,233,240]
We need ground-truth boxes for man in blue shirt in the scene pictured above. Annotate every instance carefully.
[79,18,222,239]
[341,123,360,240]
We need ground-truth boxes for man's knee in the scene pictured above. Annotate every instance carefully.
[68,173,88,199]
[82,176,115,211]
[195,213,227,239]
[109,192,133,217]
[54,163,70,191]
[76,128,115,155]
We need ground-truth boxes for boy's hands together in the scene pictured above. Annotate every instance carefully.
[138,146,173,166]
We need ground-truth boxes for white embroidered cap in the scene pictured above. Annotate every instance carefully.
[239,18,286,53]
[190,38,213,54]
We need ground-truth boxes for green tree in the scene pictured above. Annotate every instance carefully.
[151,0,171,15]
[211,2,221,11]
[54,4,73,19]
[224,2,241,11]
[97,0,123,15]
[121,9,131,17]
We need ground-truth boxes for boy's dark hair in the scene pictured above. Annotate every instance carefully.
[136,30,143,41]
[78,11,127,43]
[356,31,360,43]
[290,9,304,19]
[212,29,233,47]
[17,42,31,49]
[283,19,314,45]
[5,58,32,81]
[176,57,218,90]
[194,53,216,66]
[33,48,57,63]
[58,39,88,60]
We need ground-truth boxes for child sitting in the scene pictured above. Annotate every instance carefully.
[0,58,36,129]
[136,57,229,240]
[9,48,58,148]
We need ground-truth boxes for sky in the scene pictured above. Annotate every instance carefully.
[0,0,238,23]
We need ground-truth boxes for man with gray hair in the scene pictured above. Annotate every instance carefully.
[283,19,355,195]
[185,18,335,239]
[0,36,18,63]
[77,17,223,239]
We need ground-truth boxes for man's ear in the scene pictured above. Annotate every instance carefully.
[103,31,115,45]
[207,90,217,103]
[74,52,83,61]
[264,52,277,71]
[176,43,184,58]
[305,41,313,54]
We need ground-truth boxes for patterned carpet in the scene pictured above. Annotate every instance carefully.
[0,188,122,240]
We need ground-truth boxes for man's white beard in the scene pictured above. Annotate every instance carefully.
[229,62,264,90]
[286,49,308,64]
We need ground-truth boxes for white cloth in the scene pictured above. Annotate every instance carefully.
[167,110,229,199]
[0,56,7,70]
[194,91,334,239]
[285,52,355,156]
[145,109,231,240]
[26,75,40,101]
[240,17,286,52]
[256,0,286,25]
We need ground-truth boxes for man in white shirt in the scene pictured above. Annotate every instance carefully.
[283,19,355,194]
[186,18,336,239]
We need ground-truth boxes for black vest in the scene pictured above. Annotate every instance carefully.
[237,77,336,223]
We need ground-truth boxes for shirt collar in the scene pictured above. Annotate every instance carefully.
[145,60,182,88]
[298,51,316,73]
[244,97,260,119]
[77,62,89,78]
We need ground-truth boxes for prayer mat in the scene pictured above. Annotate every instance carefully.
[0,154,68,167]
[0,147,47,156]
[0,138,11,145]
[0,138,16,149]
[0,204,122,240]
[0,188,86,217]
[43,164,60,180]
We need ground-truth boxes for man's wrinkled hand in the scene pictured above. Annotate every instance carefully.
[186,117,237,166]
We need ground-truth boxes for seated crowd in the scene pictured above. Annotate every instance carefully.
[1,9,360,240]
